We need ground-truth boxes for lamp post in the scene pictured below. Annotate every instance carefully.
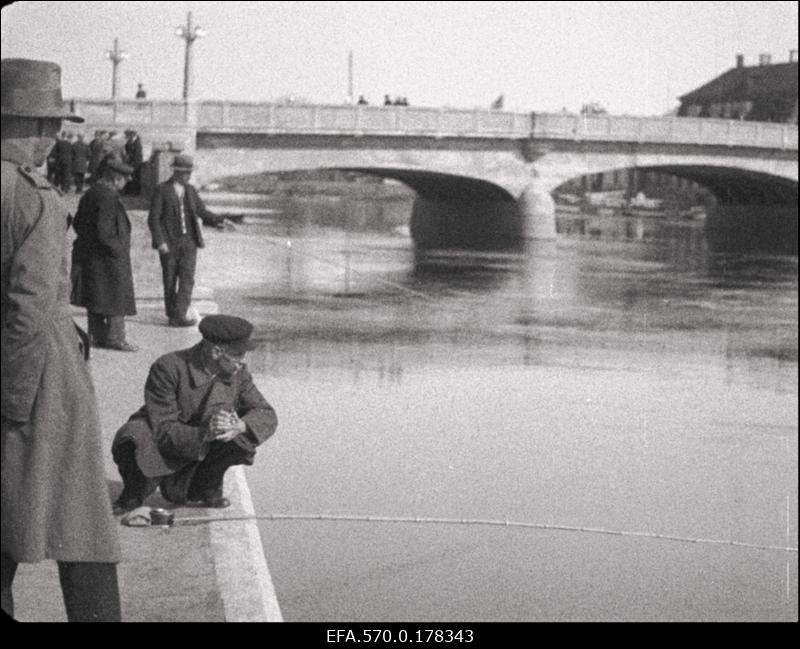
[175,11,206,100]
[347,50,354,104]
[105,37,128,99]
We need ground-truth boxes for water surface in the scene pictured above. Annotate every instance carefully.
[203,200,797,621]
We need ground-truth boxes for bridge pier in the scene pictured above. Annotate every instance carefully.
[409,196,523,250]
[517,184,557,240]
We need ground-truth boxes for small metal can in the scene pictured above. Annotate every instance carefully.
[150,508,175,527]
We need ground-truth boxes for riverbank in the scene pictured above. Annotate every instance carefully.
[9,195,282,622]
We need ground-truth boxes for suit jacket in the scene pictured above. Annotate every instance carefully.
[147,179,223,250]
[112,342,278,478]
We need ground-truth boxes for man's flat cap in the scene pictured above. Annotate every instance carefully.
[199,315,257,352]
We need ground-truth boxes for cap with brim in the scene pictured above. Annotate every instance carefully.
[1,58,84,123]
[199,315,257,353]
[171,153,194,171]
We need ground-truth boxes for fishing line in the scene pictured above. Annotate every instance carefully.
[169,512,798,554]
[259,234,441,302]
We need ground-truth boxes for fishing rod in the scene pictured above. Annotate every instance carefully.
[134,510,798,554]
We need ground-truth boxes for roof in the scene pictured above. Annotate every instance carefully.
[679,62,798,102]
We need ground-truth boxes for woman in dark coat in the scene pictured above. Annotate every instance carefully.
[71,155,139,351]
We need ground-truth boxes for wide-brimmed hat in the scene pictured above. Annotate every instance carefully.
[1,58,84,123]
[171,153,194,171]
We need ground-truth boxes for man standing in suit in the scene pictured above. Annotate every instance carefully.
[147,154,230,327]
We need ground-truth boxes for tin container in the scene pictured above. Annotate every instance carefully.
[150,508,175,527]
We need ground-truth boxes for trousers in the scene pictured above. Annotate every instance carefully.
[113,439,254,505]
[159,235,197,321]
[1,552,120,622]
[87,311,127,346]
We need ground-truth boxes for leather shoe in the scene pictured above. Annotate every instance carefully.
[168,318,198,328]
[202,496,231,509]
[102,340,139,352]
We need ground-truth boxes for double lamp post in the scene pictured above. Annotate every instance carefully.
[106,11,205,101]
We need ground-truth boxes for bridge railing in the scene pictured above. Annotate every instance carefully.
[67,99,798,150]
[532,113,798,150]
[196,101,533,137]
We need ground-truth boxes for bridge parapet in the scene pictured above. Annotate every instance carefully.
[66,98,798,151]
[532,113,798,150]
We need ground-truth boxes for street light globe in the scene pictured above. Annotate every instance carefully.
[175,26,186,36]
[195,27,207,37]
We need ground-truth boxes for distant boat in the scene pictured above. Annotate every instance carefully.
[679,206,707,220]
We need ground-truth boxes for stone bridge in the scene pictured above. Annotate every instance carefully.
[70,99,798,246]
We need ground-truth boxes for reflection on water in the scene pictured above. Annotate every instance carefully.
[202,197,797,621]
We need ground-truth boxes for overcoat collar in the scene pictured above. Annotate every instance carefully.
[1,141,34,166]
[187,342,215,387]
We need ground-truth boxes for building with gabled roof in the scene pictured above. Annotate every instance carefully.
[678,52,798,123]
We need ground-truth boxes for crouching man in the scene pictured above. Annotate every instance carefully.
[111,315,277,513]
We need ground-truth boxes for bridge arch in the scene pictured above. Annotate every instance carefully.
[552,164,798,206]
[211,165,523,249]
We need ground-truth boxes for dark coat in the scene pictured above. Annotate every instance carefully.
[71,139,89,174]
[52,138,73,171]
[147,179,223,250]
[1,142,121,563]
[88,137,105,175]
[112,343,277,498]
[124,136,143,167]
[70,181,137,316]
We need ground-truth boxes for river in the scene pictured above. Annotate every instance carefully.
[202,195,798,621]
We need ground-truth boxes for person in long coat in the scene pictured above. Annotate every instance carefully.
[71,155,138,351]
[52,130,74,193]
[123,129,143,195]
[111,315,277,511]
[1,57,121,622]
[71,132,89,194]
[87,129,106,183]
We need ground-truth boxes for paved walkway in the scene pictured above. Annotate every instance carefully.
[10,197,282,622]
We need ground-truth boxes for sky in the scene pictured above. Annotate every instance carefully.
[1,0,798,115]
